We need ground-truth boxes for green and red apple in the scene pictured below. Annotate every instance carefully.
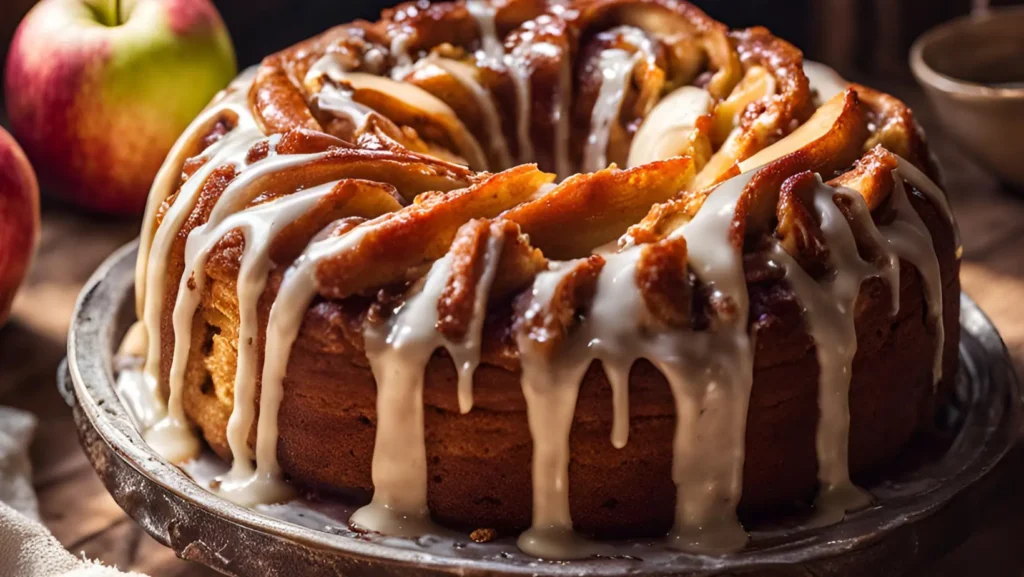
[0,126,39,328]
[4,0,237,215]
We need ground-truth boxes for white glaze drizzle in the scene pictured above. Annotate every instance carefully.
[351,225,504,534]
[894,156,961,253]
[305,52,380,135]
[766,177,878,525]
[660,172,755,555]
[892,156,958,379]
[390,28,416,81]
[116,324,167,433]
[136,69,257,320]
[310,52,489,171]
[154,143,367,471]
[139,98,262,384]
[766,165,948,525]
[467,0,504,63]
[883,173,945,383]
[516,170,759,558]
[583,48,641,173]
[453,232,506,413]
[204,182,342,506]
[351,255,452,536]
[506,42,536,165]
[428,56,513,169]
[516,260,602,559]
[305,51,349,85]
[113,345,164,433]
[583,27,655,173]
[141,123,267,463]
[833,162,947,384]
[466,1,575,177]
[463,0,534,166]
[552,34,573,180]
[317,83,376,132]
[251,224,378,492]
[466,0,536,168]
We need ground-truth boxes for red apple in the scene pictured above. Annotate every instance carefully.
[0,126,40,327]
[4,0,236,215]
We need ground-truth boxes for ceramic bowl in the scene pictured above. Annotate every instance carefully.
[910,7,1024,188]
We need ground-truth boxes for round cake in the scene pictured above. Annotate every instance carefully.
[128,0,961,559]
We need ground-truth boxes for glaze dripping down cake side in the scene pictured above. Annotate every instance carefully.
[128,0,961,559]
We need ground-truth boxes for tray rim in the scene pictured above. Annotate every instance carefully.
[65,240,1024,576]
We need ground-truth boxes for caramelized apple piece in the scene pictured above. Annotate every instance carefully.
[628,90,868,250]
[264,180,405,266]
[275,146,476,207]
[709,65,776,145]
[731,27,813,128]
[853,84,930,171]
[439,218,546,341]
[637,236,691,328]
[691,63,790,190]
[575,0,742,98]
[502,13,574,175]
[774,171,830,275]
[828,145,898,212]
[272,127,349,155]
[627,86,713,168]
[315,165,553,298]
[439,219,501,341]
[733,89,868,241]
[515,255,606,355]
[625,187,708,244]
[827,146,902,263]
[251,58,323,135]
[738,89,866,174]
[490,221,550,302]
[804,60,850,105]
[573,25,666,170]
[690,129,742,191]
[380,0,547,60]
[689,27,812,190]
[504,157,695,259]
[326,72,488,170]
[401,54,514,170]
[250,23,386,135]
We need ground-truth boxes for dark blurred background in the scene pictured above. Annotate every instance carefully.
[2,0,1023,102]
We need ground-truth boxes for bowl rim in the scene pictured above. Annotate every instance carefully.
[910,6,1024,100]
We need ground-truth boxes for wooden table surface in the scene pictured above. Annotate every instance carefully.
[0,83,1022,576]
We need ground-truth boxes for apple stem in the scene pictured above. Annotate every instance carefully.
[92,0,122,26]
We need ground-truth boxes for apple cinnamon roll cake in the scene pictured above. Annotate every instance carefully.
[130,0,960,559]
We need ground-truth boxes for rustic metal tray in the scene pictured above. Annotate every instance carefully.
[61,242,1022,577]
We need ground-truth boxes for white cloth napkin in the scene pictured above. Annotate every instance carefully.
[0,407,146,577]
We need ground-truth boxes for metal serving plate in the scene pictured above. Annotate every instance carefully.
[61,242,1022,577]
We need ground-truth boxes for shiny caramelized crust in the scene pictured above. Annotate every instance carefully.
[141,0,962,538]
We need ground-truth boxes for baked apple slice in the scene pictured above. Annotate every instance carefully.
[315,164,553,298]
[504,157,694,259]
